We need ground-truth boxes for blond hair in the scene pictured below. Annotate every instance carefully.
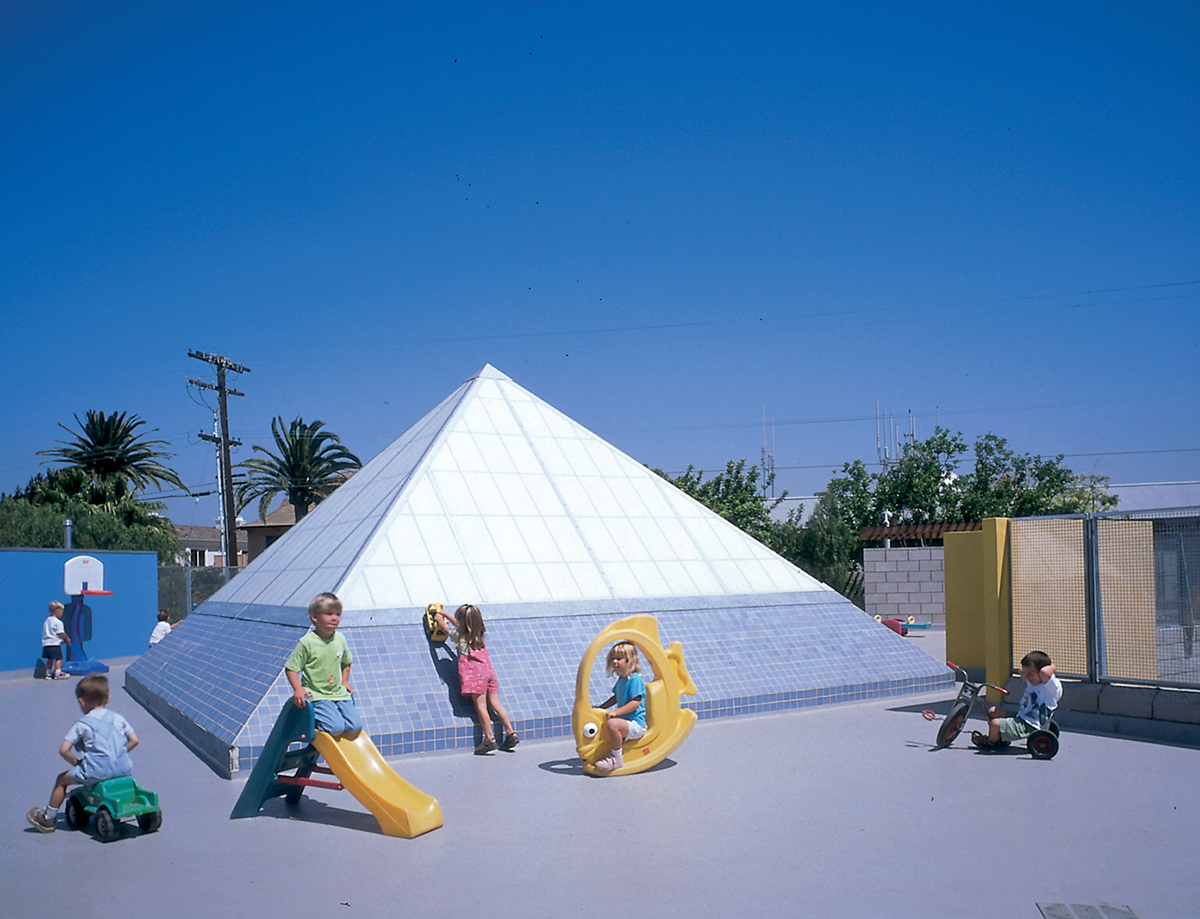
[49,601,64,613]
[309,592,342,617]
[605,641,641,676]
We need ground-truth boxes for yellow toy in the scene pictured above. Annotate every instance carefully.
[572,615,698,776]
[424,602,449,642]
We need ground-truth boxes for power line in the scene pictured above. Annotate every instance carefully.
[1110,481,1200,487]
[599,391,1199,436]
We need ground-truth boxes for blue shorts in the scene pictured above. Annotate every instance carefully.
[311,698,364,736]
[42,645,63,661]
[68,762,131,785]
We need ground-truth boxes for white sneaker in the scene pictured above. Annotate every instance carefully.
[27,808,55,833]
[593,754,623,771]
[52,672,70,680]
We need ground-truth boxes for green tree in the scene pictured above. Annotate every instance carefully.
[819,459,877,535]
[18,466,136,512]
[654,459,864,602]
[820,428,1118,535]
[956,434,1099,518]
[1065,473,1120,514]
[37,410,184,492]
[783,428,1120,595]
[0,469,181,563]
[769,500,863,602]
[235,416,363,522]
[871,428,968,524]
[653,459,782,544]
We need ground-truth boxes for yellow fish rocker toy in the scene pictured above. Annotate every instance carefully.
[573,615,698,777]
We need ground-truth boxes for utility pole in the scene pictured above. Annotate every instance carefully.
[189,350,249,569]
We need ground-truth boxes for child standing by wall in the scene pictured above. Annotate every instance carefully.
[27,674,139,832]
[974,649,1062,750]
[285,592,364,738]
[435,604,519,755]
[594,641,647,772]
[41,601,70,680]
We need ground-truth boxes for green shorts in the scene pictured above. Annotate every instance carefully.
[997,716,1037,743]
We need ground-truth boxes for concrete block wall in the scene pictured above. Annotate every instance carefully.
[863,547,945,627]
[997,676,1200,726]
[1000,675,1200,746]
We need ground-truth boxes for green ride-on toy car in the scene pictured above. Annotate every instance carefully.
[66,776,162,842]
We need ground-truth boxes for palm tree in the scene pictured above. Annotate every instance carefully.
[235,416,362,522]
[38,410,185,492]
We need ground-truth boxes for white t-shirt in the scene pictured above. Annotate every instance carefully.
[149,621,172,646]
[42,615,66,647]
[1016,675,1063,729]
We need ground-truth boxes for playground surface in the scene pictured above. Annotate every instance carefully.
[4,630,1197,919]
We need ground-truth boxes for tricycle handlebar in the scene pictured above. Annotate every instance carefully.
[944,661,1009,695]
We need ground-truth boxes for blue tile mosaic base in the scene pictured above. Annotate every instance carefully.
[126,600,952,777]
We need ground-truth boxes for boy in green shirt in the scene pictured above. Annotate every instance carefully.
[284,593,364,737]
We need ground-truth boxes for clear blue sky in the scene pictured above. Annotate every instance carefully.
[2,1,1197,528]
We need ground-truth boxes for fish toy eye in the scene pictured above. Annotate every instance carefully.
[582,722,599,739]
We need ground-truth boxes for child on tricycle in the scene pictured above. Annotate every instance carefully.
[972,650,1061,752]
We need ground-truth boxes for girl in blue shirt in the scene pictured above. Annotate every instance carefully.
[594,641,646,772]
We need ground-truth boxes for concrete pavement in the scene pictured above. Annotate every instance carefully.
[3,631,1197,919]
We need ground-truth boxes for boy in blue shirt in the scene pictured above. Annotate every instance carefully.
[27,674,139,832]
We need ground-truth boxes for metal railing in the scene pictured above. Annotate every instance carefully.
[1010,508,1200,689]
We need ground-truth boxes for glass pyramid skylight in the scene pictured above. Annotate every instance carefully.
[210,365,827,622]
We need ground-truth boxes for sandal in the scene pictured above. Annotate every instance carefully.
[500,733,520,751]
[971,731,998,750]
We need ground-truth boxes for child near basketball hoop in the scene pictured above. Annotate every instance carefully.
[40,601,70,680]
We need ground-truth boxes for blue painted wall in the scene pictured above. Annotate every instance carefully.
[1,549,159,673]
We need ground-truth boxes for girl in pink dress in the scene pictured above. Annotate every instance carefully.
[435,604,519,755]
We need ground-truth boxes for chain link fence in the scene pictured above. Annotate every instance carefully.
[158,566,239,622]
[1010,508,1200,689]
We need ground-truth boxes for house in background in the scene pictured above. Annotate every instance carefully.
[236,471,356,564]
[237,502,297,564]
[172,524,247,568]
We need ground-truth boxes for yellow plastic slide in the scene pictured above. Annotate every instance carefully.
[310,730,443,838]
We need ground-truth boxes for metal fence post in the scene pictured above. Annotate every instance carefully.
[1083,515,1106,681]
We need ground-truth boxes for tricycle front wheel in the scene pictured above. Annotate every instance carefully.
[936,701,970,748]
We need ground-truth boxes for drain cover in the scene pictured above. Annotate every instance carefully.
[1036,905,1138,919]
